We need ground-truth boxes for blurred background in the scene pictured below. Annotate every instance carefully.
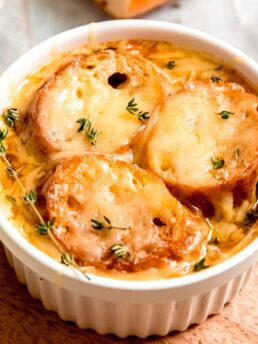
[0,0,257,70]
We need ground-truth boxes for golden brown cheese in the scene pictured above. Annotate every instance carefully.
[141,81,258,218]
[28,50,169,155]
[1,40,257,280]
[45,154,209,271]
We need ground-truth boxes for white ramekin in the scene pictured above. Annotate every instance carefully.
[0,20,257,338]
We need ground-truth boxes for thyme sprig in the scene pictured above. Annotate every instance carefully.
[211,75,222,83]
[2,108,19,127]
[6,165,16,177]
[60,252,76,266]
[216,110,234,119]
[91,216,128,231]
[110,243,130,260]
[126,98,150,123]
[211,157,224,169]
[36,218,55,235]
[24,190,37,203]
[76,118,98,146]
[194,257,209,272]
[0,122,90,280]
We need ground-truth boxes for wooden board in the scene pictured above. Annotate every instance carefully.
[0,245,257,344]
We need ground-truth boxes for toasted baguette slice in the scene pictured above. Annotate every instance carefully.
[144,81,258,219]
[28,49,168,155]
[95,0,168,18]
[45,154,209,271]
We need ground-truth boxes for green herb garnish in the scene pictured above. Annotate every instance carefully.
[6,165,16,177]
[216,110,234,119]
[24,190,37,203]
[166,60,176,70]
[244,205,258,228]
[6,195,16,203]
[0,128,8,155]
[234,148,240,159]
[211,75,222,83]
[60,252,76,266]
[211,158,224,169]
[213,237,219,244]
[126,98,150,123]
[0,128,8,141]
[76,118,98,145]
[194,257,209,272]
[36,218,55,235]
[110,244,130,260]
[2,108,19,127]
[91,216,128,231]
[214,65,223,71]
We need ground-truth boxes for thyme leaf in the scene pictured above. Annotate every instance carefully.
[211,158,224,169]
[2,108,19,127]
[6,195,16,203]
[36,218,55,235]
[234,148,240,159]
[110,243,130,260]
[91,216,128,231]
[24,190,37,203]
[0,144,6,156]
[216,110,234,119]
[6,165,16,177]
[214,65,223,71]
[126,98,150,123]
[213,237,219,244]
[60,252,76,266]
[166,60,176,69]
[194,257,209,272]
[0,128,8,142]
[211,75,222,83]
[0,128,8,155]
[244,204,258,228]
[76,118,98,145]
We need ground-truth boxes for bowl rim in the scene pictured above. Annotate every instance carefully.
[0,19,257,296]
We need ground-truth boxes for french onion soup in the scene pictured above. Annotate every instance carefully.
[0,40,257,280]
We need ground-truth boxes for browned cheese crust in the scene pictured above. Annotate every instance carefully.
[142,81,258,217]
[28,49,169,155]
[44,154,209,271]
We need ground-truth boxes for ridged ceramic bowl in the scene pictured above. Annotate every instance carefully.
[0,20,257,338]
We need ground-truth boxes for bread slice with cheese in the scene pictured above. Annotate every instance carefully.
[44,154,209,271]
[95,0,168,18]
[142,81,258,220]
[28,49,168,155]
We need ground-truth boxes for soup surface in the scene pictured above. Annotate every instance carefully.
[0,40,257,280]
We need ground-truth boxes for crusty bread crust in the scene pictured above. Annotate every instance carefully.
[28,49,168,155]
[143,81,258,217]
[45,154,209,271]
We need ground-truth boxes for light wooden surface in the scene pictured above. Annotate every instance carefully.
[0,0,257,343]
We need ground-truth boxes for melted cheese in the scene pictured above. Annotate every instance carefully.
[0,40,257,280]
[28,50,168,154]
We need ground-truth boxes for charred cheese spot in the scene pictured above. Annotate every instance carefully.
[45,154,209,271]
[28,50,168,155]
[143,82,258,219]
